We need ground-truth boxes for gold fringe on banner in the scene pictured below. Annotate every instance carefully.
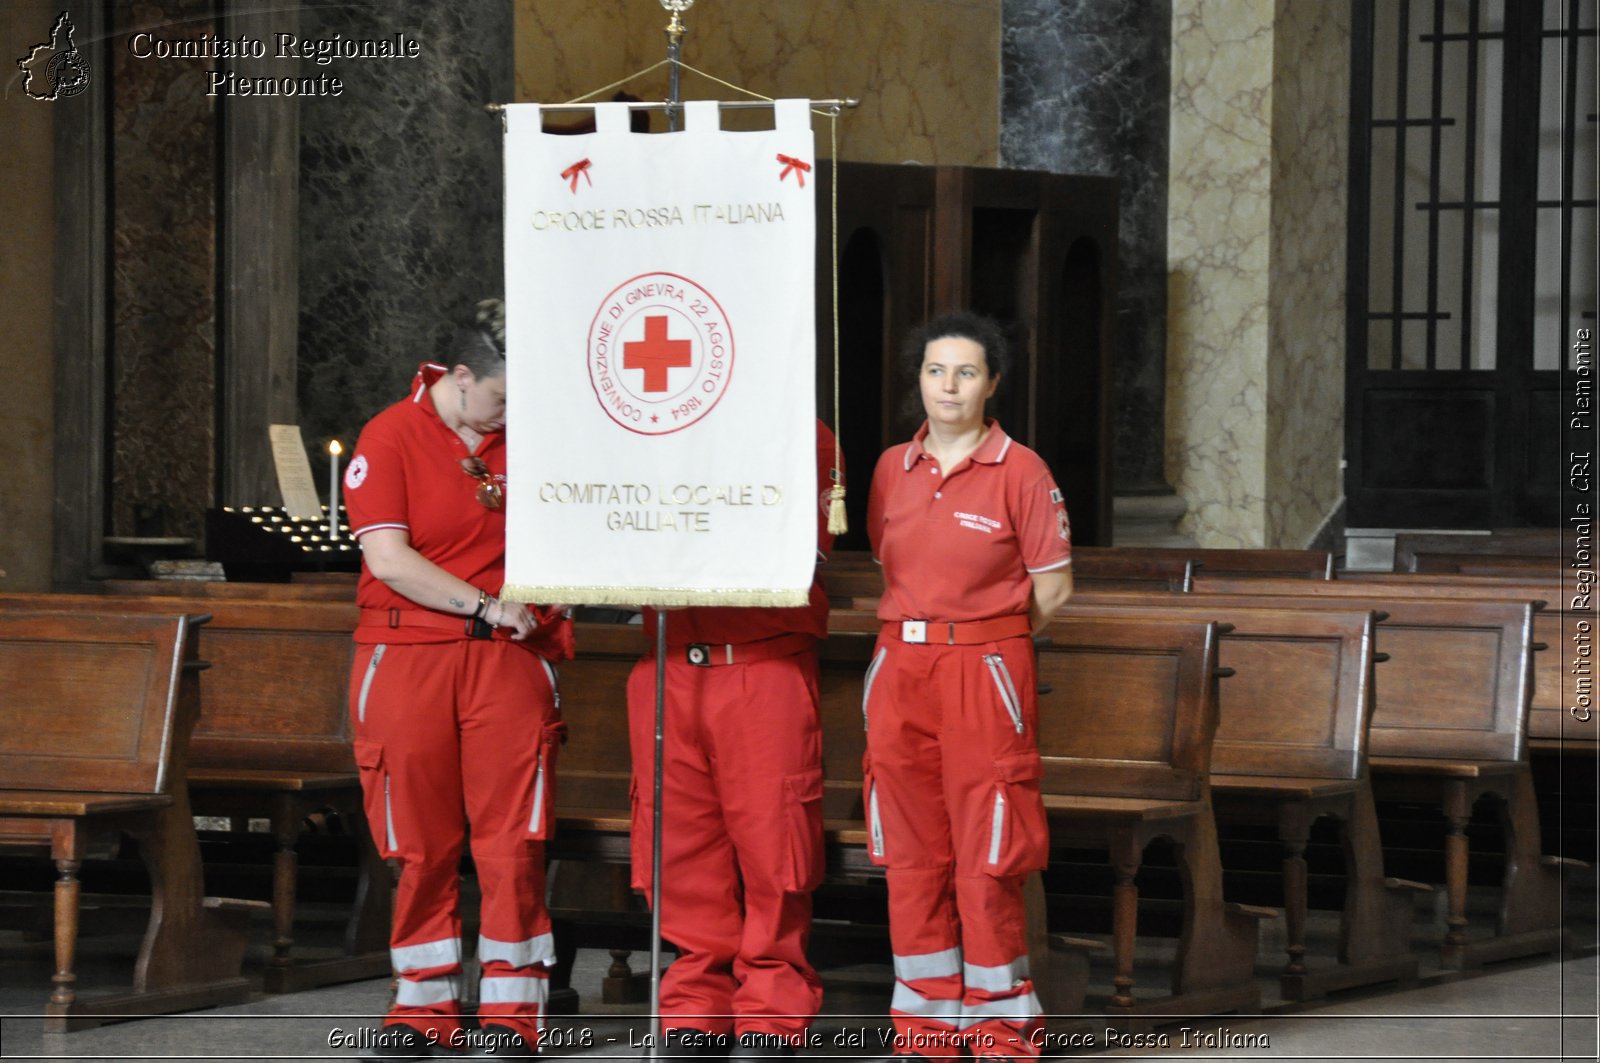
[499,585,810,609]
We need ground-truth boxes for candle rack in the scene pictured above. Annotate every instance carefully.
[206,505,360,582]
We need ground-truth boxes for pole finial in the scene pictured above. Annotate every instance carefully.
[660,0,695,39]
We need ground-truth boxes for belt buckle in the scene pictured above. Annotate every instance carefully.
[685,643,712,667]
[900,620,927,644]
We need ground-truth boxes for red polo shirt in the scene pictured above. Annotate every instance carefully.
[867,420,1071,624]
[643,420,841,645]
[345,363,512,642]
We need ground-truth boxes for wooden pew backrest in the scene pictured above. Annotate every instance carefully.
[0,610,195,794]
[558,622,645,809]
[1034,615,1223,801]
[0,593,359,773]
[1061,597,1375,780]
[1338,571,1589,745]
[1171,580,1539,762]
[1392,529,1562,572]
[1076,545,1334,580]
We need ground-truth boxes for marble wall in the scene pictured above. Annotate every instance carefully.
[513,0,1000,166]
[1265,0,1349,549]
[297,1,514,461]
[999,0,1172,492]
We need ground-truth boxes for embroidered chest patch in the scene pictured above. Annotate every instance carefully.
[954,510,1003,535]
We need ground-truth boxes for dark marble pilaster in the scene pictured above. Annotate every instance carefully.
[109,0,217,541]
[296,0,512,463]
[1000,0,1172,493]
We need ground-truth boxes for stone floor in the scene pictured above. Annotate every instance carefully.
[1,889,1596,1061]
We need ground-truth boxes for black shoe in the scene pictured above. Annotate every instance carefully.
[730,1031,798,1058]
[663,1028,733,1056]
[361,1024,434,1061]
[462,1024,535,1057]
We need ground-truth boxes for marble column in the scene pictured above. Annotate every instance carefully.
[297,0,513,461]
[1000,0,1174,504]
[1165,0,1349,548]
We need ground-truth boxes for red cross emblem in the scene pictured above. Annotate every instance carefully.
[622,315,693,393]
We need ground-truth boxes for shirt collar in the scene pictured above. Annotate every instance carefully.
[903,419,1013,471]
[410,362,448,405]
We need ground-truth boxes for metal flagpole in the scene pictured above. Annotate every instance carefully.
[650,10,692,1058]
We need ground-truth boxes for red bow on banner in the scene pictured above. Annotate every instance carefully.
[777,153,811,187]
[561,158,593,192]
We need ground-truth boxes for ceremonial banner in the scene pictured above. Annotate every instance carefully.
[501,99,817,606]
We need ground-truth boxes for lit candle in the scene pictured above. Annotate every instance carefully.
[328,439,343,540]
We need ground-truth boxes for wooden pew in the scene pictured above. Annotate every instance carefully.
[1336,571,1599,873]
[1023,613,1274,1022]
[550,614,1265,1025]
[1055,592,1423,1000]
[0,590,390,994]
[1181,576,1575,968]
[0,609,264,1030]
[1336,572,1593,750]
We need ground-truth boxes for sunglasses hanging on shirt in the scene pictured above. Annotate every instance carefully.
[459,456,503,510]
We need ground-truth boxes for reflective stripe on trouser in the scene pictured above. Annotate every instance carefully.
[627,652,825,1039]
[348,640,560,1043]
[864,634,1048,1058]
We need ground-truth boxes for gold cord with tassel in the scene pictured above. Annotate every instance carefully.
[826,105,848,535]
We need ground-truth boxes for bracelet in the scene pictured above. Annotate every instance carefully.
[471,588,489,619]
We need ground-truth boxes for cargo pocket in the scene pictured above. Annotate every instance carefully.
[862,754,888,867]
[782,771,824,892]
[525,720,566,841]
[353,738,399,858]
[981,751,1048,877]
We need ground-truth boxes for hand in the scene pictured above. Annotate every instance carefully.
[489,597,537,641]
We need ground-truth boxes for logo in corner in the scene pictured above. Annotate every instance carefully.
[587,272,734,435]
[16,12,91,102]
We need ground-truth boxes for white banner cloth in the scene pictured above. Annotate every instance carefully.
[501,100,817,607]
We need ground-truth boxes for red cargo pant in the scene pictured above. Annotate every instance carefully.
[862,632,1048,1059]
[350,638,564,1045]
[627,647,825,1043]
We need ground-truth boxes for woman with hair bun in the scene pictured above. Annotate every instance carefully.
[863,311,1073,1062]
[343,299,573,1060]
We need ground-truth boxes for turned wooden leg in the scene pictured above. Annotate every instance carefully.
[1442,783,1472,958]
[1108,840,1141,1010]
[1279,806,1312,978]
[271,799,302,970]
[51,857,81,1007]
[602,949,640,1004]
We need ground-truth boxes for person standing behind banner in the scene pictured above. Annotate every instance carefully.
[862,312,1073,1062]
[344,301,575,1062]
[625,420,841,1059]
